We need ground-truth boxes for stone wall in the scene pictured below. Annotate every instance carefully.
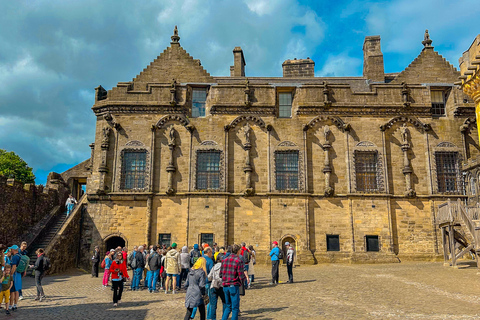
[0,174,68,245]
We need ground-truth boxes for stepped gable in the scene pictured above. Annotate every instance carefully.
[392,30,460,84]
[131,26,214,90]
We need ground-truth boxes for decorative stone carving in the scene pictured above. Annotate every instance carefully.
[304,115,350,132]
[126,140,145,146]
[278,141,297,147]
[166,127,177,195]
[355,141,375,147]
[244,79,252,108]
[323,81,332,108]
[200,141,218,146]
[322,125,334,197]
[227,115,266,130]
[243,123,253,196]
[170,79,177,107]
[437,142,456,148]
[401,82,411,108]
[380,116,431,132]
[103,112,120,129]
[156,114,190,129]
[399,123,415,197]
[171,25,180,44]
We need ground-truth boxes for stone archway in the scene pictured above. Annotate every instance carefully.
[281,235,296,264]
[104,234,127,251]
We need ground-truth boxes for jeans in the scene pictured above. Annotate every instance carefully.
[148,269,160,291]
[271,260,279,283]
[103,269,111,286]
[67,203,74,215]
[180,268,189,288]
[176,274,182,289]
[208,287,225,320]
[112,280,123,303]
[35,271,45,297]
[205,283,212,316]
[287,263,293,282]
[185,304,205,320]
[92,263,99,277]
[222,285,240,320]
[131,268,143,290]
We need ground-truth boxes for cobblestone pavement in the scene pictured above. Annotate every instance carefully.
[9,261,480,319]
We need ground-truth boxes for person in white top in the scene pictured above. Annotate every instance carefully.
[65,195,77,216]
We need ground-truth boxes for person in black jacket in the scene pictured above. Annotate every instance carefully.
[31,248,47,301]
[91,246,100,278]
[131,246,145,291]
[147,246,162,293]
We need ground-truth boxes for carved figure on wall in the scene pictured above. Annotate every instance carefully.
[168,127,176,146]
[102,127,111,145]
[400,123,409,144]
[244,123,251,144]
[323,125,331,143]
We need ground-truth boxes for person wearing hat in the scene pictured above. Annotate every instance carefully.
[164,242,180,294]
[268,241,281,285]
[285,242,295,283]
[8,245,21,311]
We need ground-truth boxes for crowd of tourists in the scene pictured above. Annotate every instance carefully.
[97,240,295,320]
[0,241,50,315]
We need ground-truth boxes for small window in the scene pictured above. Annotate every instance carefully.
[326,235,340,251]
[200,233,214,247]
[158,233,171,247]
[275,151,299,190]
[365,235,379,252]
[121,150,147,190]
[355,151,378,192]
[431,90,445,117]
[471,178,477,196]
[278,92,292,118]
[196,151,221,190]
[436,152,458,192]
[192,88,207,118]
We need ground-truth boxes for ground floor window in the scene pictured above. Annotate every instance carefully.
[200,233,214,247]
[365,235,379,252]
[326,235,340,251]
[158,233,171,247]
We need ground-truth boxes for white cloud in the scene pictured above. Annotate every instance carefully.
[316,52,362,77]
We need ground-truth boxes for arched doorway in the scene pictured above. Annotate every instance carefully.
[281,236,296,264]
[105,236,126,251]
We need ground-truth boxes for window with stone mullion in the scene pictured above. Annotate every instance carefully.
[196,151,221,190]
[436,152,458,192]
[431,90,445,117]
[355,151,378,192]
[276,151,299,190]
[122,151,147,190]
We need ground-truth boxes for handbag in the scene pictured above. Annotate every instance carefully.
[239,280,245,296]
[203,294,210,305]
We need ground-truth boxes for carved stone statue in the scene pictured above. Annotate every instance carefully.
[400,123,409,144]
[244,123,251,144]
[323,125,331,143]
[102,127,111,145]
[168,127,176,146]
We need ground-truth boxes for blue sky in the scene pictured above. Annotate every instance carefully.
[1,0,479,185]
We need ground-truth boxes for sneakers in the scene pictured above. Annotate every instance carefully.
[113,303,117,307]
[39,296,45,302]
[172,290,176,294]
[18,296,23,301]
[34,296,39,301]
[5,310,10,315]
[165,290,168,294]
[12,306,17,312]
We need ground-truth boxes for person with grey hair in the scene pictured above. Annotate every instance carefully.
[91,246,100,278]
[131,246,145,291]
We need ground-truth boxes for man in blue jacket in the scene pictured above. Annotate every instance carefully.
[269,241,280,285]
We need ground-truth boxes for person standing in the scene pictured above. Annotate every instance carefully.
[164,243,180,294]
[208,253,225,320]
[109,251,129,307]
[18,242,27,300]
[131,246,145,291]
[91,246,100,278]
[8,245,21,311]
[203,247,214,317]
[247,245,256,286]
[65,195,77,216]
[0,265,12,315]
[184,257,207,320]
[220,244,245,320]
[286,242,295,283]
[269,241,280,285]
[32,248,47,301]
[103,251,113,287]
[147,246,161,293]
[179,246,190,289]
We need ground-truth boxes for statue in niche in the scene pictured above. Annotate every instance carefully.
[168,127,176,146]
[323,125,331,143]
[244,123,251,144]
[400,123,409,144]
[102,127,111,144]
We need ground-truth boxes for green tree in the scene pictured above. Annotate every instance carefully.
[0,149,35,183]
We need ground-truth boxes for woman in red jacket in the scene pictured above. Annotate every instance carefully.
[109,251,130,306]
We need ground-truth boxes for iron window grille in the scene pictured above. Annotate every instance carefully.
[355,151,378,192]
[121,150,147,190]
[196,151,221,190]
[431,90,446,117]
[192,88,207,118]
[471,178,477,196]
[278,92,292,118]
[275,151,299,190]
[436,152,458,192]
[200,233,214,247]
[326,235,340,251]
[158,233,171,247]
[365,235,379,252]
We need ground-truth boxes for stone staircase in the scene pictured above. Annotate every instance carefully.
[28,211,68,269]
[438,199,480,267]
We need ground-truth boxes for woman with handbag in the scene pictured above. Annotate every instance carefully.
[184,257,207,320]
[109,252,130,307]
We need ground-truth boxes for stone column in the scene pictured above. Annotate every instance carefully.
[166,127,176,195]
[322,126,334,196]
[98,127,111,194]
[243,123,254,196]
[400,124,415,197]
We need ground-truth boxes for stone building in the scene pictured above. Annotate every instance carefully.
[64,28,478,264]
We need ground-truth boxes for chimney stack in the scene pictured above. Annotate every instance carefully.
[282,58,315,77]
[363,36,384,82]
[231,47,246,77]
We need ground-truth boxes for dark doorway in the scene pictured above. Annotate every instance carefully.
[105,236,126,251]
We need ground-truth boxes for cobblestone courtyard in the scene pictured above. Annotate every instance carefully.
[11,262,480,319]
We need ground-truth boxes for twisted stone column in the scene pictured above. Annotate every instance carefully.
[243,123,254,196]
[400,124,415,197]
[98,127,111,194]
[322,126,334,196]
[166,127,176,195]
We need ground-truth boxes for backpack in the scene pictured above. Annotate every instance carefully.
[190,250,201,266]
[43,257,51,271]
[130,255,137,269]
[127,252,135,268]
[241,248,251,264]
[17,254,30,273]
[277,248,284,260]
[101,258,106,269]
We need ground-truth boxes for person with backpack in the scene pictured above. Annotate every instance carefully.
[146,246,161,293]
[32,248,49,301]
[18,242,28,301]
[102,251,114,287]
[131,246,145,291]
[238,243,251,289]
[8,245,22,311]
[184,257,207,320]
[127,246,138,270]
[190,244,201,267]
[207,253,225,320]
[269,241,281,285]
